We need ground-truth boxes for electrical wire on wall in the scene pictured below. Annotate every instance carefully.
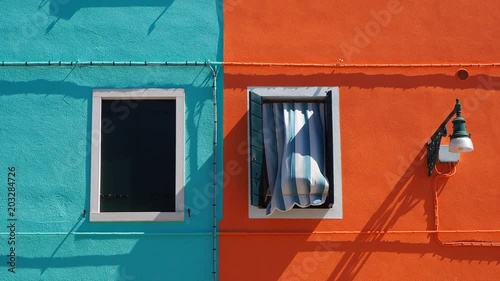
[216,61,500,68]
[3,61,500,68]
[433,164,500,247]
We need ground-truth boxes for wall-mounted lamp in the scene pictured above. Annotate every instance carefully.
[427,99,474,176]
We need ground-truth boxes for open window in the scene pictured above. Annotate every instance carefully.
[248,87,342,219]
[90,89,185,222]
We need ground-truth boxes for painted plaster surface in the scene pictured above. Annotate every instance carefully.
[221,0,500,280]
[0,0,222,280]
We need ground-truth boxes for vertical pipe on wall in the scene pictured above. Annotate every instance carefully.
[208,65,219,281]
[433,166,500,247]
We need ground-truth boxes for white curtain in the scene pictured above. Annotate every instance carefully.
[263,102,329,215]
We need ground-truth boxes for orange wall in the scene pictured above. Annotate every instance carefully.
[221,1,500,280]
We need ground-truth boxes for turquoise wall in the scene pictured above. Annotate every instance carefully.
[0,1,223,280]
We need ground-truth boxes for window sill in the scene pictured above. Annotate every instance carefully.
[90,212,184,222]
[249,206,342,219]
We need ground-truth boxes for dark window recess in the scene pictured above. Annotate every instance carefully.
[100,100,176,212]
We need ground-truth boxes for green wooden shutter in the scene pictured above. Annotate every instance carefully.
[249,91,264,207]
[325,90,334,207]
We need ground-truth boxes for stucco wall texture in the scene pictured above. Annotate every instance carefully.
[221,0,500,280]
[0,1,223,280]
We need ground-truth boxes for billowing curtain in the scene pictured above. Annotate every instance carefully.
[263,102,329,215]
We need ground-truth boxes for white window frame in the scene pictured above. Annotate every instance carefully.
[248,87,342,219]
[90,88,185,222]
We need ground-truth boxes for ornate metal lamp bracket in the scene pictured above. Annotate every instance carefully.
[427,126,447,176]
[426,99,462,176]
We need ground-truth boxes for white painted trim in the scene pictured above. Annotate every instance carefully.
[249,206,340,219]
[175,94,185,212]
[331,87,343,219]
[247,87,342,219]
[249,86,328,98]
[90,212,184,222]
[90,96,102,215]
[90,88,185,222]
[93,88,185,98]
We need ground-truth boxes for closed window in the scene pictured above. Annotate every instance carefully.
[90,89,185,222]
[248,87,342,219]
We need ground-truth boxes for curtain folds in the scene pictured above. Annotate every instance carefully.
[263,102,329,215]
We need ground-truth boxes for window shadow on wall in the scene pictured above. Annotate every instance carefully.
[46,0,174,20]
[225,72,500,91]
[14,235,213,280]
[0,78,91,97]
[43,0,174,33]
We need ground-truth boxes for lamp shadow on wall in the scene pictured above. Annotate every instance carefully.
[327,145,433,280]
[222,71,500,281]
[325,150,500,280]
[43,0,174,34]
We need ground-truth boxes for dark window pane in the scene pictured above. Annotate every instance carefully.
[100,100,176,212]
